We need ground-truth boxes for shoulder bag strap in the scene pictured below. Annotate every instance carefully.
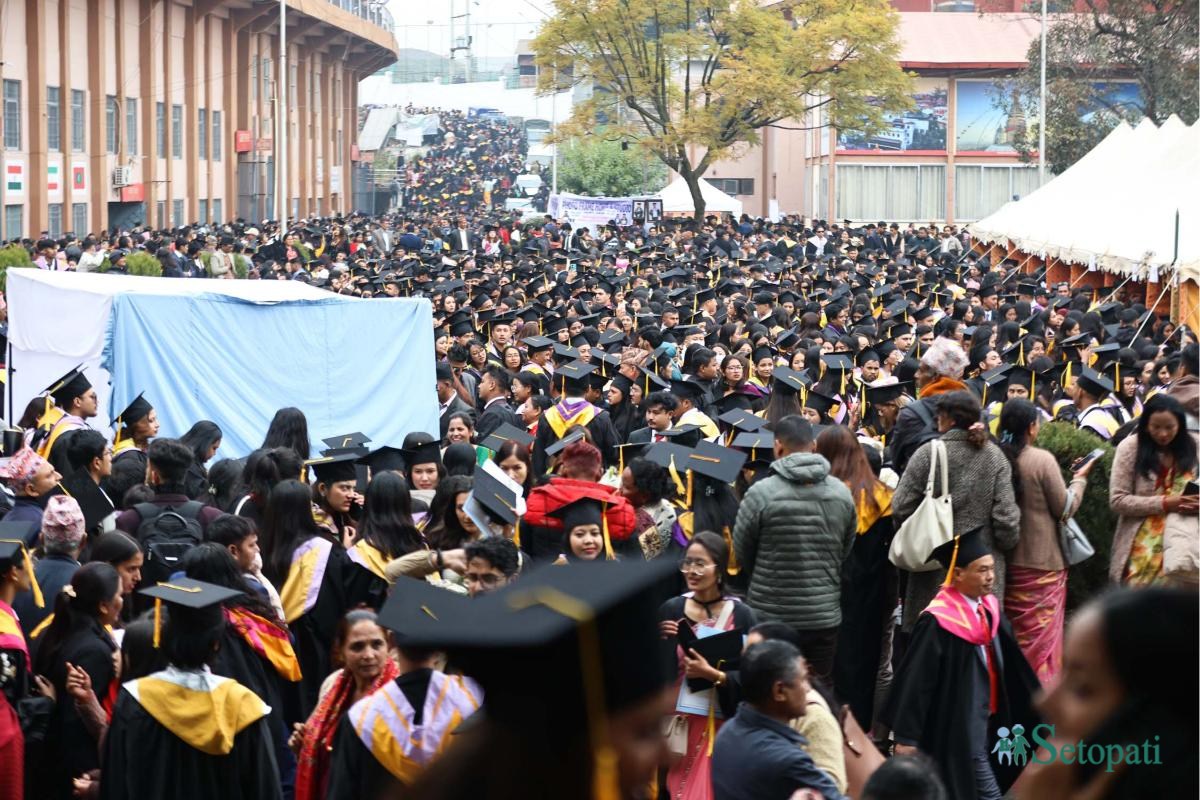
[923,438,941,496]
[714,598,736,629]
[936,439,950,497]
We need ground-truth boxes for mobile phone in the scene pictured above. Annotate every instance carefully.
[1183,481,1199,497]
[676,619,696,651]
[1071,448,1106,472]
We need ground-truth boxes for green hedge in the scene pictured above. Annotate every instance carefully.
[1034,421,1117,611]
[125,251,163,277]
[0,245,33,292]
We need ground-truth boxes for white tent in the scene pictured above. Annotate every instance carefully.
[968,116,1200,284]
[657,176,744,217]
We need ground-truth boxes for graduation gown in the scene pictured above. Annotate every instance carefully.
[531,400,618,475]
[61,472,116,537]
[102,446,148,509]
[325,670,483,800]
[881,588,1039,800]
[99,668,282,800]
[278,537,359,717]
[345,540,393,611]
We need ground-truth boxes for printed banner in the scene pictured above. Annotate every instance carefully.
[5,160,24,196]
[547,192,635,235]
[72,162,87,191]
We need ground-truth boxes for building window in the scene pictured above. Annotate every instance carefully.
[156,200,166,228]
[172,198,184,226]
[954,165,1040,221]
[105,95,118,153]
[3,80,20,150]
[705,178,754,196]
[71,90,85,151]
[198,199,208,222]
[212,198,222,225]
[156,102,165,155]
[72,203,88,235]
[125,98,138,155]
[4,205,22,239]
[48,203,63,237]
[47,87,61,151]
[171,104,183,158]
[835,164,946,221]
[198,108,207,159]
[212,110,222,161]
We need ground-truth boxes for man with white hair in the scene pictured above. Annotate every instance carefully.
[887,336,970,475]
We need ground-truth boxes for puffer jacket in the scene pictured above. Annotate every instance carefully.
[733,452,856,630]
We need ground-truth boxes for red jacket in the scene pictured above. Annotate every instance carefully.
[522,477,637,541]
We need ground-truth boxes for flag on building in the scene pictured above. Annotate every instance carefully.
[5,162,23,194]
[72,164,86,190]
[47,164,60,191]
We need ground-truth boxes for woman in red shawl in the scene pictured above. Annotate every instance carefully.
[290,609,399,800]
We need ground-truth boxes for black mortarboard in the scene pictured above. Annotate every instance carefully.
[771,366,809,395]
[0,533,41,606]
[731,431,775,463]
[613,442,649,473]
[928,527,991,574]
[47,366,92,407]
[402,440,443,469]
[856,350,881,367]
[358,446,408,474]
[548,496,605,533]
[544,427,587,457]
[376,570,474,639]
[140,577,243,643]
[478,423,535,453]
[597,329,625,349]
[522,336,556,353]
[713,392,754,416]
[801,389,837,416]
[682,440,746,484]
[1005,365,1036,392]
[717,408,767,433]
[110,393,153,429]
[659,424,703,448]
[978,365,1012,406]
[306,451,360,485]
[471,465,521,525]
[863,381,910,405]
[556,360,598,383]
[1075,367,1114,397]
[669,378,707,403]
[321,432,372,451]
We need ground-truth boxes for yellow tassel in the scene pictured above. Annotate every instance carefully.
[668,456,686,501]
[601,503,614,561]
[722,525,739,576]
[942,536,962,587]
[706,691,718,756]
[153,598,162,648]
[686,470,694,510]
[23,545,43,608]
[513,519,521,548]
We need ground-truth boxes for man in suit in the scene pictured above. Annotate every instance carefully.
[882,224,903,257]
[371,220,394,254]
[474,367,521,443]
[437,362,475,440]
[627,391,678,445]
[451,218,478,253]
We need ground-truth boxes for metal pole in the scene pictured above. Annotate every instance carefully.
[279,0,288,227]
[1038,0,1047,186]
[551,86,558,195]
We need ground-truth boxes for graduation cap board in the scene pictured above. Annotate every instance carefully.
[478,423,535,453]
[322,432,371,451]
[111,393,153,430]
[47,366,92,408]
[358,446,408,475]
[544,427,587,457]
[139,577,243,647]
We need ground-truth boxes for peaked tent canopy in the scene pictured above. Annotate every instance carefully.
[656,176,744,217]
[968,116,1199,284]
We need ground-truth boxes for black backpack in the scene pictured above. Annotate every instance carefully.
[133,501,204,586]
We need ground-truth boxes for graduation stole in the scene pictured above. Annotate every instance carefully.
[0,601,29,668]
[125,668,269,755]
[347,540,391,581]
[544,399,596,440]
[279,537,333,624]
[350,672,483,784]
[224,607,302,682]
[923,586,1001,712]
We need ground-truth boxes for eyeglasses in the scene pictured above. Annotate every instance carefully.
[679,559,715,574]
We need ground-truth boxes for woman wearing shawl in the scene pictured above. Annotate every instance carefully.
[290,610,399,800]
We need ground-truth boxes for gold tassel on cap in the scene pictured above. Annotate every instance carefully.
[2,540,44,608]
[942,535,962,587]
[153,598,162,648]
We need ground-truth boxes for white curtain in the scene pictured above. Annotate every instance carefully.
[917,165,946,220]
[980,167,1013,219]
[955,165,983,220]
[888,166,919,220]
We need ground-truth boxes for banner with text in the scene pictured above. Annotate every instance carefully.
[548,193,635,234]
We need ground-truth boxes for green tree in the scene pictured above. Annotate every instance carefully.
[558,137,669,196]
[533,0,910,220]
[999,0,1198,174]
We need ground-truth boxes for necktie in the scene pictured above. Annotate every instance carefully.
[977,604,999,714]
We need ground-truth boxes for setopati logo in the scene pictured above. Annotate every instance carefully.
[992,723,1162,772]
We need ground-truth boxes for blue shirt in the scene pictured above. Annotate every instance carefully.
[711,703,846,800]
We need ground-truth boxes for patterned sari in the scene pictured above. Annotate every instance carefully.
[1124,467,1196,586]
[1004,567,1067,685]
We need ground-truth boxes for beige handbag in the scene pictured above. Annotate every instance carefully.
[888,439,955,571]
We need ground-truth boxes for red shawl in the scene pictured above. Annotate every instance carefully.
[294,659,401,800]
[521,477,638,540]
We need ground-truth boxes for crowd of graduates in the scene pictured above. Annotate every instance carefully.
[0,108,1197,800]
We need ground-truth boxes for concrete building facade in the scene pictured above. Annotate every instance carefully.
[0,0,398,239]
